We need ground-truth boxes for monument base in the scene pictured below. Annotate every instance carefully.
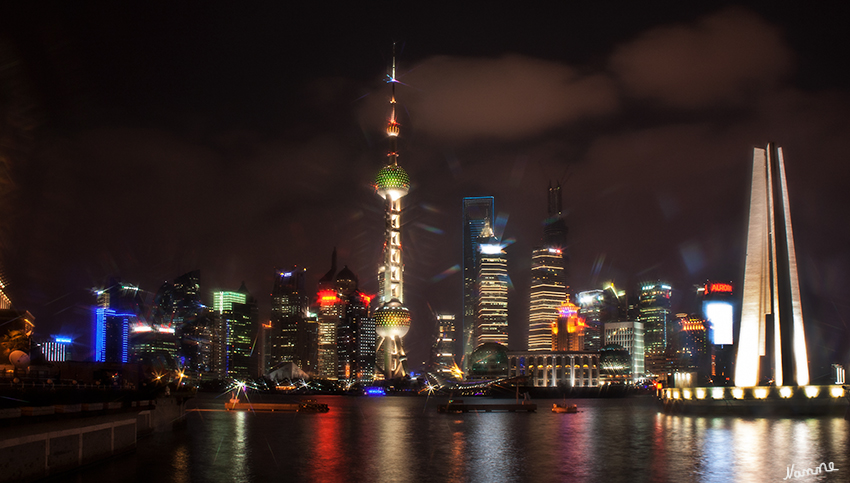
[659,385,848,416]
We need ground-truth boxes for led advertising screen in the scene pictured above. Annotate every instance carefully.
[704,301,734,345]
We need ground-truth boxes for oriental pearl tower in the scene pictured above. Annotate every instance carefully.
[374,47,411,380]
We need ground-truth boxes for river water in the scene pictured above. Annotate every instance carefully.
[63,394,848,482]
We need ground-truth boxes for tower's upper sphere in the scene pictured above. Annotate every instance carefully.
[375,164,410,200]
[375,298,411,337]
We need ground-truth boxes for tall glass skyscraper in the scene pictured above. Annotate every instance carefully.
[475,221,508,348]
[462,196,495,369]
[638,281,672,376]
[528,247,566,351]
[528,183,568,351]
[270,267,308,369]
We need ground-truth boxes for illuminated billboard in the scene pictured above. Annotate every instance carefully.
[704,301,733,345]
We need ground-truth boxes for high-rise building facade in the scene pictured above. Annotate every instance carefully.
[476,223,508,348]
[374,50,412,380]
[578,287,622,351]
[604,321,645,380]
[94,279,144,363]
[736,144,809,387]
[214,285,256,380]
[638,281,672,376]
[673,313,710,381]
[528,247,566,351]
[432,313,458,377]
[334,266,375,382]
[270,267,308,370]
[462,196,495,369]
[317,254,341,380]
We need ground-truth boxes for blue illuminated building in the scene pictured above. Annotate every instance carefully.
[93,278,144,363]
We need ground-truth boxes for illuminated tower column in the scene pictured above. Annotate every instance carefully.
[374,48,412,379]
[735,144,809,387]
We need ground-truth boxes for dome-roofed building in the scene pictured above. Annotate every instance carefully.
[600,343,632,384]
[469,342,509,380]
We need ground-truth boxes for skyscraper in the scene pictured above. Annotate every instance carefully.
[270,267,308,369]
[578,286,621,351]
[334,265,375,381]
[735,144,809,387]
[475,221,508,348]
[374,48,412,380]
[462,196,495,368]
[637,281,672,376]
[543,181,568,280]
[317,251,340,380]
[432,313,458,377]
[528,247,566,351]
[94,279,144,363]
[214,284,256,380]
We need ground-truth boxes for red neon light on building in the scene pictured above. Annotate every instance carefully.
[318,290,339,306]
[705,282,732,294]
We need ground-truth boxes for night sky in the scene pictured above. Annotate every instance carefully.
[2,3,849,374]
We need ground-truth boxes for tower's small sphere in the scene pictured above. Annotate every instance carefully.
[375,164,410,200]
[375,298,411,338]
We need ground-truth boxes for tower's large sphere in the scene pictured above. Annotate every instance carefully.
[9,350,30,368]
[375,164,410,200]
[375,298,411,338]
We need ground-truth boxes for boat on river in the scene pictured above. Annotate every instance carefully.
[552,403,578,413]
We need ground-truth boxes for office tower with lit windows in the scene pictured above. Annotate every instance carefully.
[214,284,256,380]
[638,281,672,376]
[432,313,458,377]
[0,271,10,310]
[673,313,710,381]
[528,247,566,351]
[144,270,206,378]
[604,321,645,380]
[297,313,319,375]
[270,267,308,370]
[94,279,144,363]
[462,196,495,367]
[373,49,412,380]
[543,181,568,278]
[316,253,341,380]
[736,144,809,387]
[578,286,622,351]
[334,266,375,381]
[475,221,508,348]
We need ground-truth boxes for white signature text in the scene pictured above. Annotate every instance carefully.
[784,462,839,480]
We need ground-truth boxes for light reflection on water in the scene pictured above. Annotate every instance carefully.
[66,396,848,483]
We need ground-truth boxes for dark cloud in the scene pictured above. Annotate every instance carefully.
[360,55,618,142]
[610,7,793,108]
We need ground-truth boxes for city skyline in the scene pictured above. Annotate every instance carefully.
[1,4,849,373]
